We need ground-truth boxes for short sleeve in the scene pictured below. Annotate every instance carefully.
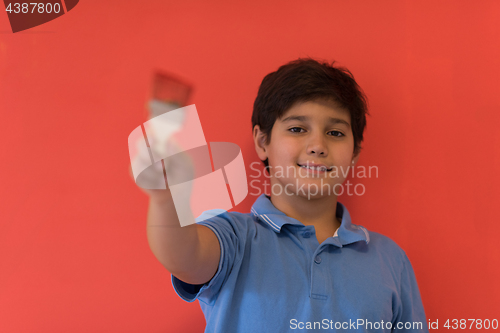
[392,254,429,332]
[171,209,247,305]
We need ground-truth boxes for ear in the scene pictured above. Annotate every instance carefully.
[253,125,268,161]
[351,150,361,166]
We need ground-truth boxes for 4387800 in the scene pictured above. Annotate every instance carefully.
[5,3,62,14]
[443,319,498,330]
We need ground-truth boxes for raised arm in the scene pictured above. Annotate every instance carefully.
[129,134,221,285]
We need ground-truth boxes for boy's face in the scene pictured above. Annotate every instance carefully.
[253,98,359,199]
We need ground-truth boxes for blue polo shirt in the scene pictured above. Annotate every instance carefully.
[172,194,428,332]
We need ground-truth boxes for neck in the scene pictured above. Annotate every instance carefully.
[269,193,341,232]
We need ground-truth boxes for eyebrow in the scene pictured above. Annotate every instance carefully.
[281,115,350,127]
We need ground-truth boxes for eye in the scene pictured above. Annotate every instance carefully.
[328,130,345,137]
[288,127,305,133]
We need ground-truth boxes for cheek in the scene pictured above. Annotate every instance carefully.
[339,147,354,161]
[268,139,299,165]
[337,141,355,160]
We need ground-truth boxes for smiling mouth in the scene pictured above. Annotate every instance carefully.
[297,164,333,172]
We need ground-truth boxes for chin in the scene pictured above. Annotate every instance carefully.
[278,179,338,199]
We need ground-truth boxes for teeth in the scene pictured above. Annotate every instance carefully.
[301,165,327,171]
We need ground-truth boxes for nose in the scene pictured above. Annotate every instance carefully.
[306,133,328,156]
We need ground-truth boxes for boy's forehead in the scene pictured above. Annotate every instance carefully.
[278,98,351,124]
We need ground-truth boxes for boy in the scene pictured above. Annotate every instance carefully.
[144,58,428,332]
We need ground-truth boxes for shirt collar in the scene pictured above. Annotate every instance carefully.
[251,194,370,245]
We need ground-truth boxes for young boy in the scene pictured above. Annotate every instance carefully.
[145,58,429,332]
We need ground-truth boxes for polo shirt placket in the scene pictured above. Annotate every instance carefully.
[251,197,370,303]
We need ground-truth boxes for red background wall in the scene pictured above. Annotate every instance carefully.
[1,1,499,332]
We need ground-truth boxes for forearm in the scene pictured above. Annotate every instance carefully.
[146,191,220,284]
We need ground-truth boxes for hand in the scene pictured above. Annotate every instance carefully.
[129,134,195,203]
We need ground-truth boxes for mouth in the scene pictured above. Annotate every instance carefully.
[297,163,333,172]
